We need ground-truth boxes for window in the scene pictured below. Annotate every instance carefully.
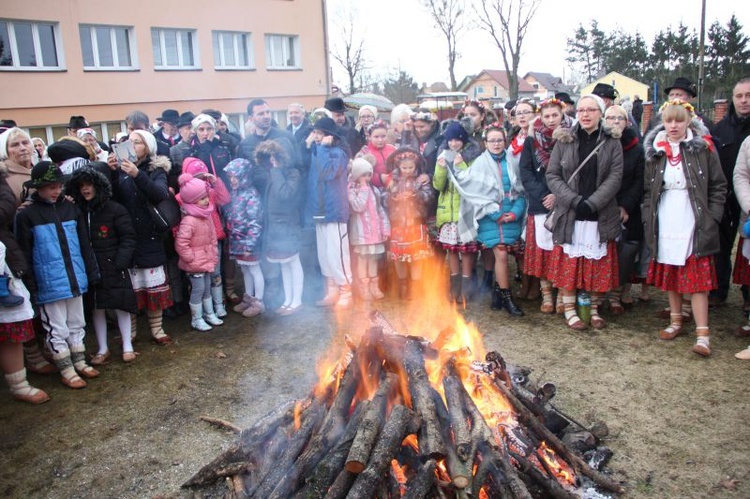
[212,31,253,70]
[151,28,199,69]
[79,25,136,70]
[265,34,300,69]
[0,19,62,70]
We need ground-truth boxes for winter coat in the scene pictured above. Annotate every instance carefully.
[348,181,390,246]
[67,168,137,313]
[0,171,27,277]
[108,154,172,268]
[305,142,350,224]
[1,159,32,204]
[359,143,396,189]
[733,136,750,227]
[168,141,192,190]
[264,166,302,255]
[546,124,624,245]
[176,214,218,273]
[385,172,434,228]
[223,159,262,257]
[616,127,645,241]
[238,128,299,172]
[15,194,99,305]
[712,101,750,232]
[519,135,553,216]
[473,152,526,248]
[433,141,482,229]
[190,137,232,185]
[643,121,727,258]
[177,159,231,241]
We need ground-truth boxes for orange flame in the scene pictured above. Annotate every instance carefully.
[391,459,408,496]
[293,400,303,430]
[538,441,576,485]
[479,487,490,499]
[401,434,419,452]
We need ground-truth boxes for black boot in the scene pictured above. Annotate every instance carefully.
[449,275,461,301]
[500,288,524,316]
[491,283,503,310]
[481,270,494,295]
[460,276,473,303]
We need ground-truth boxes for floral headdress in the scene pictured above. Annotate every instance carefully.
[386,147,426,174]
[367,119,389,135]
[481,121,506,140]
[659,99,695,116]
[514,97,538,113]
[411,111,435,122]
[462,99,486,113]
[539,97,566,111]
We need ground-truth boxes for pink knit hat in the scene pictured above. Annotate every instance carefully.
[182,157,208,176]
[178,173,208,204]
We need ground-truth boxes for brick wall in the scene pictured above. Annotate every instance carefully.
[641,101,654,135]
[713,100,729,123]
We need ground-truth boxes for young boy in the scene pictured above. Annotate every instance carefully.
[15,161,100,389]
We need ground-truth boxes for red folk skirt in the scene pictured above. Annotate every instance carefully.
[549,240,619,292]
[0,319,35,343]
[647,254,716,293]
[524,216,554,280]
[389,224,434,263]
[733,238,750,285]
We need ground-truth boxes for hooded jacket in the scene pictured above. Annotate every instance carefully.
[546,123,624,245]
[305,142,350,224]
[108,154,172,268]
[643,120,727,258]
[67,168,137,313]
[223,159,262,257]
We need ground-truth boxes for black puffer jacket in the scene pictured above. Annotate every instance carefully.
[108,155,171,268]
[67,168,138,313]
[190,137,232,186]
[616,126,645,241]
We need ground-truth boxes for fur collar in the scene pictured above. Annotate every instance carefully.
[644,118,712,160]
[142,154,172,173]
[553,122,621,144]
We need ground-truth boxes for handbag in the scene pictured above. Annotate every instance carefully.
[543,140,606,232]
[147,194,181,232]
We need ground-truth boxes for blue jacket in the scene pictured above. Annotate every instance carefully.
[15,194,99,305]
[305,142,350,224]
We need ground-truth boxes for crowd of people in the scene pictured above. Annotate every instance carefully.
[1,74,749,405]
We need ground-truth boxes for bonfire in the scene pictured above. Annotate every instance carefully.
[185,263,623,498]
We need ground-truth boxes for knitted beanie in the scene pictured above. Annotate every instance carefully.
[350,157,373,180]
[178,173,208,204]
[443,121,469,143]
[130,130,157,157]
[191,113,217,131]
[359,105,378,118]
[182,157,209,176]
[48,140,89,163]
[580,94,607,114]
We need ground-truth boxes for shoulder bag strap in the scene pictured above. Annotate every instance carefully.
[566,139,606,185]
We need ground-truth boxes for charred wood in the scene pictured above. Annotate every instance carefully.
[345,374,395,473]
[403,459,436,499]
[403,340,446,459]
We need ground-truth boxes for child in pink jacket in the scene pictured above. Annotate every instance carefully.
[180,157,231,317]
[175,174,224,332]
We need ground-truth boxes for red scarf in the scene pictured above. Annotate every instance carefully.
[510,134,525,156]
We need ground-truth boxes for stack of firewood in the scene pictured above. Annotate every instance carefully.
[184,314,624,498]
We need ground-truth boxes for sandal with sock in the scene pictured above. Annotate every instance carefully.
[659,313,684,340]
[691,327,711,357]
[540,282,554,314]
[563,296,585,330]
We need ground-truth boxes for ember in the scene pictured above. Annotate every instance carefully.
[184,303,624,497]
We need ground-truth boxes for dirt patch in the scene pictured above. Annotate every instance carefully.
[1,284,749,497]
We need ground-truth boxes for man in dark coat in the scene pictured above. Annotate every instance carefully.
[710,76,750,306]
[286,102,314,172]
[324,97,361,155]
[632,95,644,128]
[154,109,181,148]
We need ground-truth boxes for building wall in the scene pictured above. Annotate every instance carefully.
[0,0,329,140]
[580,74,649,103]
[464,74,508,101]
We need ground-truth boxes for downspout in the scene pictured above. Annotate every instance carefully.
[321,0,331,96]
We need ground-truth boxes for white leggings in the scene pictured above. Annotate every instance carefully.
[92,309,133,354]
[279,254,304,308]
[239,262,264,300]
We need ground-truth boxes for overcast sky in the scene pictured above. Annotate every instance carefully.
[327,0,749,89]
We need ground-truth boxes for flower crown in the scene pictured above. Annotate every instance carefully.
[411,111,434,122]
[659,99,695,116]
[539,97,565,110]
[393,150,421,165]
[515,97,538,112]
[367,119,389,135]
[462,99,486,112]
[481,121,505,140]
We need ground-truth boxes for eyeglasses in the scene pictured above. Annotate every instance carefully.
[577,108,601,115]
[605,116,627,122]
[131,139,144,145]
[516,110,534,116]
[486,139,505,144]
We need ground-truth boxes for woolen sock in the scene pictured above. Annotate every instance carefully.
[290,255,304,308]
[5,369,40,397]
[280,262,293,308]
[92,309,109,355]
[147,309,166,339]
[23,342,52,370]
[116,310,133,353]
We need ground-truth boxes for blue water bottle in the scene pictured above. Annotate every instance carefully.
[577,292,591,325]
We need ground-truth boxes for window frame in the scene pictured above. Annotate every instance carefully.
[151,27,200,71]
[264,33,301,70]
[79,24,138,71]
[0,18,65,71]
[212,30,254,70]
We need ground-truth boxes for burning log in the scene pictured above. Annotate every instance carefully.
[403,340,446,460]
[345,404,419,498]
[442,371,472,462]
[345,374,395,473]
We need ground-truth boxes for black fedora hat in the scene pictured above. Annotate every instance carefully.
[157,109,180,124]
[664,76,697,98]
[67,115,89,130]
[324,97,347,114]
[177,111,196,128]
[592,83,618,100]
[555,92,575,105]
[312,117,342,139]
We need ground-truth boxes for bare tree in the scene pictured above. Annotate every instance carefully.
[422,0,467,91]
[474,0,541,99]
[330,4,367,94]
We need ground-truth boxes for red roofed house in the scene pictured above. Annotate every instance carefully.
[459,69,536,101]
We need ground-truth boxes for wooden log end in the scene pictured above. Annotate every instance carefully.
[344,461,365,474]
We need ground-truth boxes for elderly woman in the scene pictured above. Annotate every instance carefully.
[546,94,624,330]
[354,105,378,153]
[643,100,726,357]
[603,105,645,314]
[106,130,174,345]
[32,137,49,162]
[189,113,232,185]
[520,97,572,313]
[387,104,414,147]
[76,128,109,162]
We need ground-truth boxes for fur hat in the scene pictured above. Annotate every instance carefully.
[48,139,89,163]
[324,97,347,114]
[182,157,209,176]
[350,157,373,180]
[592,83,618,101]
[157,109,180,124]
[579,94,607,114]
[178,173,208,204]
[25,161,65,189]
[191,113,216,131]
[443,121,469,143]
[313,117,341,138]
[130,130,157,157]
[664,76,697,98]
[177,111,196,129]
[67,115,89,129]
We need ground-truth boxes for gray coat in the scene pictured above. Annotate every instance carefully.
[546,124,624,245]
[643,121,727,258]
